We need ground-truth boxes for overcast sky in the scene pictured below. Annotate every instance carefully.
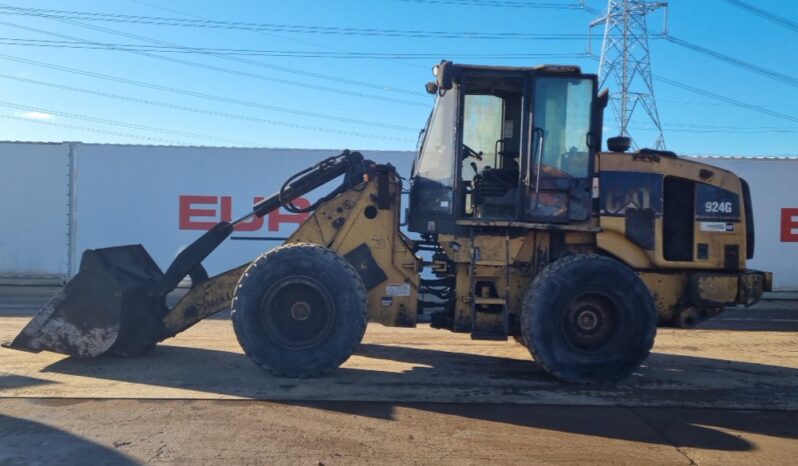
[0,0,795,156]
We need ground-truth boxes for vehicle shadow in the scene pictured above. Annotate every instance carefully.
[693,301,798,332]
[0,374,57,390]
[37,342,798,452]
[0,414,138,465]
[282,399,797,453]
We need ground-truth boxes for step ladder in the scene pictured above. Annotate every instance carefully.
[469,230,510,340]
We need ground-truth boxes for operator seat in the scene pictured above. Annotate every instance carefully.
[472,140,519,217]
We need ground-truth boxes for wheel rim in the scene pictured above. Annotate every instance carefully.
[260,276,336,351]
[561,293,619,351]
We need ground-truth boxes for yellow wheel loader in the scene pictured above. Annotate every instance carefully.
[5,61,772,383]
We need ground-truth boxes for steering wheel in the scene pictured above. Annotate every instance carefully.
[462,144,483,161]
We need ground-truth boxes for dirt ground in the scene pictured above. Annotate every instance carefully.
[1,287,796,465]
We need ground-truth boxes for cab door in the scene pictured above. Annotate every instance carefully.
[524,75,597,223]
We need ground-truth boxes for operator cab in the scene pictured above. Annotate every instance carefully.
[409,61,604,235]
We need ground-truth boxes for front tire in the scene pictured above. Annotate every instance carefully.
[521,254,656,384]
[232,244,367,377]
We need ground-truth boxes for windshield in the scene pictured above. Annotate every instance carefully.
[416,111,432,153]
[412,89,457,215]
[416,90,456,187]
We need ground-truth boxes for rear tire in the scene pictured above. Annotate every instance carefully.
[232,243,367,377]
[521,254,656,384]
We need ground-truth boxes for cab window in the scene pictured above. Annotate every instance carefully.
[460,76,524,218]
[462,95,503,179]
[533,77,593,178]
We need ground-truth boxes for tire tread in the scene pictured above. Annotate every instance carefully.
[521,254,656,384]
[231,243,368,378]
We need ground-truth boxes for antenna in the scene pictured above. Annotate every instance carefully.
[590,0,668,150]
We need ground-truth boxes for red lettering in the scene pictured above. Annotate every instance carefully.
[269,198,311,231]
[781,208,798,242]
[220,196,232,222]
[234,197,265,232]
[179,195,312,232]
[179,195,218,230]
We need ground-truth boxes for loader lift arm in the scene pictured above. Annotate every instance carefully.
[5,150,368,358]
[161,150,369,337]
[157,150,367,298]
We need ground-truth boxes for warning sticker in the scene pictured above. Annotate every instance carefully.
[700,222,735,232]
[385,283,411,297]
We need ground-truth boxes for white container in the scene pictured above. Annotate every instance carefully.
[70,144,414,277]
[0,142,71,280]
[1,141,795,290]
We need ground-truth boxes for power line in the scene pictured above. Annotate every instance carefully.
[0,19,429,108]
[391,0,586,9]
[0,4,593,38]
[659,121,798,133]
[654,75,798,124]
[722,0,798,33]
[127,0,428,70]
[656,98,798,109]
[0,4,433,96]
[656,99,734,107]
[0,113,192,145]
[583,52,798,129]
[0,54,417,142]
[84,5,429,97]
[0,37,590,59]
[663,35,798,89]
[0,100,260,145]
[614,123,798,134]
[14,2,789,142]
[0,66,417,133]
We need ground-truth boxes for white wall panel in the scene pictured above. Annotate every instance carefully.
[0,142,70,278]
[2,141,794,290]
[72,145,414,277]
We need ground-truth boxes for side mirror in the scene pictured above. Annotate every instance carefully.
[432,60,455,91]
[425,82,439,94]
[595,88,610,150]
[597,88,609,108]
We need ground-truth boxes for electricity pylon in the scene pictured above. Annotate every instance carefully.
[590,0,668,149]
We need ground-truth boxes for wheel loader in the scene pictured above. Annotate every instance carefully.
[5,61,772,383]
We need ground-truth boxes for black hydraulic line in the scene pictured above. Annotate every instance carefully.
[155,150,366,298]
[276,151,365,214]
[237,150,365,217]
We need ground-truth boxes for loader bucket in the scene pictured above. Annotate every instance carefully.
[4,245,172,358]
